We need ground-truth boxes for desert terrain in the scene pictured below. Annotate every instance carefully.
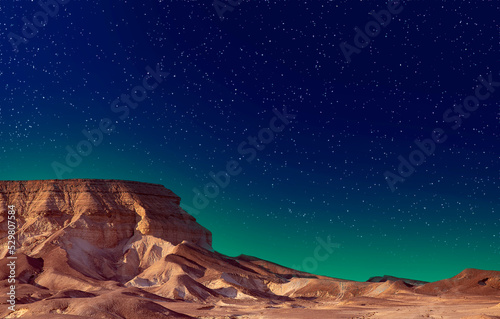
[1,179,499,318]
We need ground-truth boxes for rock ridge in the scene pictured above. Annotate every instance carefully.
[0,179,212,282]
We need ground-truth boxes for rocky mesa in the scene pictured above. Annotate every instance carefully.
[0,179,212,284]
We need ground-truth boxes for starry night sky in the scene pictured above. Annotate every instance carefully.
[1,1,499,282]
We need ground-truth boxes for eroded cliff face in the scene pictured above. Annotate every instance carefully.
[0,179,212,282]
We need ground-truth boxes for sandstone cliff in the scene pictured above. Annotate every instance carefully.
[0,179,212,284]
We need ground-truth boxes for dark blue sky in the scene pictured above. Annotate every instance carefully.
[0,0,498,281]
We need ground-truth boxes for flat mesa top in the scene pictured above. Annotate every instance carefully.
[0,179,164,187]
[0,179,179,198]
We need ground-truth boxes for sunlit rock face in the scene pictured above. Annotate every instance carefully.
[0,179,212,282]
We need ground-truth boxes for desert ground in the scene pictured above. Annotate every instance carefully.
[1,180,499,318]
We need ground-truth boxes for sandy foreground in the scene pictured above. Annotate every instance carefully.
[162,295,500,319]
